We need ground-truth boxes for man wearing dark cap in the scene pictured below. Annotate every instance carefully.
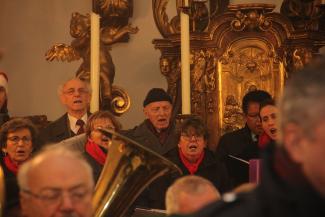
[124,88,177,155]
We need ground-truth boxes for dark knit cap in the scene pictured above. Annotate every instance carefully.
[143,88,172,107]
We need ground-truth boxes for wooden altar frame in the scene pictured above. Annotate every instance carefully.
[153,2,325,150]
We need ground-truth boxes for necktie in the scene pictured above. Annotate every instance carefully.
[76,119,85,135]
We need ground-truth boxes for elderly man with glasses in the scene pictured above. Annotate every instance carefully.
[18,145,94,217]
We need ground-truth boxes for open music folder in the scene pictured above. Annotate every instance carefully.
[132,207,166,217]
[228,155,262,184]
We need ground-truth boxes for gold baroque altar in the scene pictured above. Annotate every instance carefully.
[152,0,325,150]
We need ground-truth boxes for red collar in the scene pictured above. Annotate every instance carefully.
[4,156,19,175]
[179,148,205,174]
[258,132,272,149]
[85,139,107,165]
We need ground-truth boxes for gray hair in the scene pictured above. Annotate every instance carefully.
[17,144,94,190]
[57,77,92,96]
[278,58,325,143]
[165,175,220,215]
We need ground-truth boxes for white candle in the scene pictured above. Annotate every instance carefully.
[90,12,100,113]
[181,0,191,114]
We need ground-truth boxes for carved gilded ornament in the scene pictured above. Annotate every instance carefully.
[190,48,218,114]
[45,0,138,115]
[218,39,284,134]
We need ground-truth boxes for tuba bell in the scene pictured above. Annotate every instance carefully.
[0,166,5,217]
[92,128,182,217]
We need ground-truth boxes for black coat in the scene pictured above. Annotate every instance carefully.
[0,157,19,212]
[173,145,325,217]
[39,113,73,146]
[123,120,178,155]
[216,125,259,188]
[83,151,103,182]
[136,148,230,210]
[59,134,102,182]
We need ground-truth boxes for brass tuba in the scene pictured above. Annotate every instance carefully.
[0,166,5,217]
[92,128,182,217]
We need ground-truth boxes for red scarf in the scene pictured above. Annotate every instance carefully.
[85,139,107,165]
[4,156,19,175]
[258,132,272,150]
[179,148,205,174]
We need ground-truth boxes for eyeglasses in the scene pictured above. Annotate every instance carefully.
[7,136,32,144]
[246,113,260,120]
[95,126,116,131]
[63,88,89,96]
[181,134,204,142]
[22,187,92,206]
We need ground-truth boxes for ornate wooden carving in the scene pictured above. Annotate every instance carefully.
[45,0,137,115]
[153,1,325,150]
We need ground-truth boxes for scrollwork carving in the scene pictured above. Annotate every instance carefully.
[230,8,272,31]
[152,0,229,37]
[110,86,131,115]
[284,47,313,77]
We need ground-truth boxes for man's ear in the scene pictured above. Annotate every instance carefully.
[2,147,6,154]
[87,92,91,104]
[243,114,248,122]
[143,107,148,118]
[282,123,306,163]
[59,93,66,105]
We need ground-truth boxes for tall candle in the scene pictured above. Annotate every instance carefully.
[0,165,4,216]
[181,0,191,114]
[90,12,100,113]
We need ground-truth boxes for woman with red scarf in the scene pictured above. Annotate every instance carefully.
[82,111,121,182]
[0,118,38,215]
[136,117,230,210]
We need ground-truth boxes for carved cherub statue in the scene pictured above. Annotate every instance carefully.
[46,10,138,110]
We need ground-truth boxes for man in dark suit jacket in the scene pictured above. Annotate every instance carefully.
[217,90,271,188]
[39,78,91,145]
